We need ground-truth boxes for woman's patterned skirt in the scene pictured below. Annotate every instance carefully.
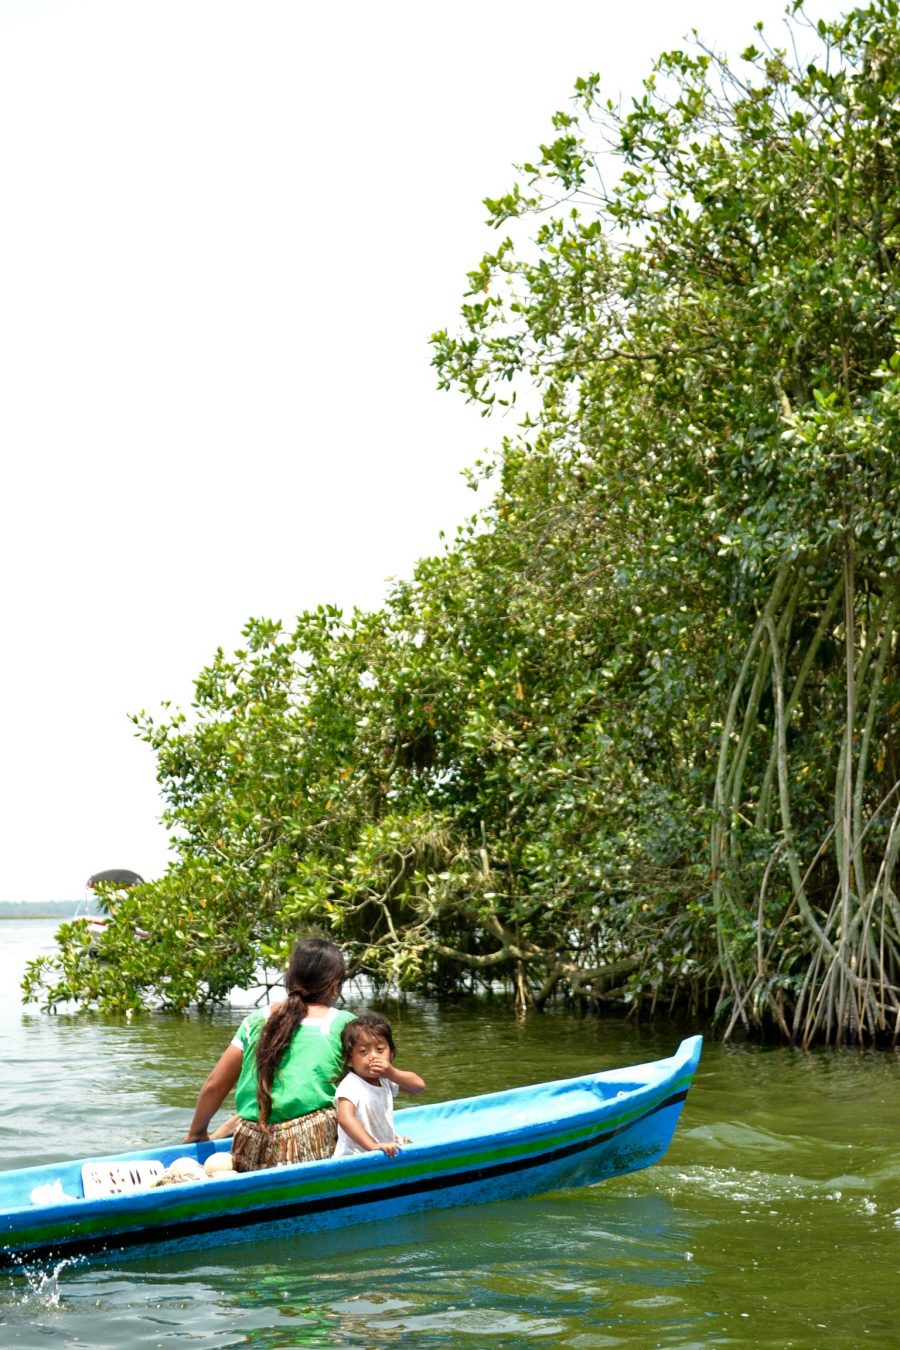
[230,1106,338,1172]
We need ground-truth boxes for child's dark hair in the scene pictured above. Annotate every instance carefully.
[340,1012,396,1075]
[255,938,347,1124]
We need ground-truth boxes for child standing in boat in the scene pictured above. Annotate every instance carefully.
[183,938,355,1170]
[332,1012,425,1157]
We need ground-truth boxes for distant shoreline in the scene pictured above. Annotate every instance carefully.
[0,902,82,919]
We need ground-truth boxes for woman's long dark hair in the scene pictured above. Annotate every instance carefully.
[254,938,347,1124]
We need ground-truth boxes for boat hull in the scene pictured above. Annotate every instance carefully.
[1,1035,701,1267]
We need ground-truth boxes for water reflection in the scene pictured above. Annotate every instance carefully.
[13,1190,697,1349]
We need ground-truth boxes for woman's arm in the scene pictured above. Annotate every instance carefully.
[336,1097,399,1157]
[182,1044,243,1143]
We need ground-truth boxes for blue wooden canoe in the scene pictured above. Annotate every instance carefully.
[0,1035,701,1267]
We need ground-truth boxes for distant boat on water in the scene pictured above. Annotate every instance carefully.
[74,869,149,942]
[87,869,145,892]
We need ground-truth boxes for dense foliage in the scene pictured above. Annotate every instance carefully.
[24,1,900,1043]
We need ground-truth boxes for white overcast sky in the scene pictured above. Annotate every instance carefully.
[1,0,843,902]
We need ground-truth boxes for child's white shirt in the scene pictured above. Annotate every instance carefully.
[333,1071,399,1157]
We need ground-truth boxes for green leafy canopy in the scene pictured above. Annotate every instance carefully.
[25,3,900,1044]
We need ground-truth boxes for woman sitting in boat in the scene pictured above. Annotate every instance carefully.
[182,938,355,1171]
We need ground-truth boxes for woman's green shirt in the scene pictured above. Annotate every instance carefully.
[232,1006,356,1123]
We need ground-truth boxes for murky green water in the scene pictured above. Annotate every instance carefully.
[2,920,898,1347]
